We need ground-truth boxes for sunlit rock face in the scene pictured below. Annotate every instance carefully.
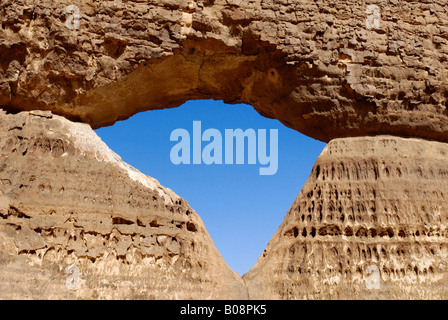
[244,136,448,299]
[1,0,448,143]
[0,110,247,299]
[1,0,448,300]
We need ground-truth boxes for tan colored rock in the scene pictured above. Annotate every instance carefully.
[1,1,448,143]
[244,136,448,299]
[0,110,247,299]
[2,0,448,300]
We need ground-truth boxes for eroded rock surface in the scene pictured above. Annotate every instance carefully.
[0,110,247,299]
[2,0,448,301]
[1,1,448,142]
[244,136,448,299]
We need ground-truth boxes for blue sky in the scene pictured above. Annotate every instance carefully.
[95,100,326,275]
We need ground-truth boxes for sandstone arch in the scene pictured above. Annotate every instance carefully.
[2,0,448,300]
[1,0,448,142]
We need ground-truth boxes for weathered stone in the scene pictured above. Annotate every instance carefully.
[2,0,448,301]
[0,0,448,143]
[0,110,247,299]
[244,136,448,299]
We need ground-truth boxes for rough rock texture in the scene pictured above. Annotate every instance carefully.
[2,0,448,301]
[244,136,448,299]
[0,110,247,299]
[1,0,448,143]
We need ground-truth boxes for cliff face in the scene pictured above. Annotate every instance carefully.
[1,0,448,300]
[1,0,448,143]
[244,136,448,299]
[0,110,247,299]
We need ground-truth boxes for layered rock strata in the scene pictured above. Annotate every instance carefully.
[2,0,448,300]
[244,136,448,299]
[2,111,448,299]
[0,110,247,299]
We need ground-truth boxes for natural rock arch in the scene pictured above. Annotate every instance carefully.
[2,0,448,300]
[1,0,448,142]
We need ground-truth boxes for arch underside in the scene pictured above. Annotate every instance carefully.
[1,0,448,143]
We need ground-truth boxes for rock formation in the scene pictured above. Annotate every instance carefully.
[1,0,448,300]
[0,110,247,299]
[244,136,448,299]
[1,0,448,143]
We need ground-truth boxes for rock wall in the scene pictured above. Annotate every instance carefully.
[1,0,448,142]
[244,136,448,299]
[0,110,247,299]
[1,0,448,300]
